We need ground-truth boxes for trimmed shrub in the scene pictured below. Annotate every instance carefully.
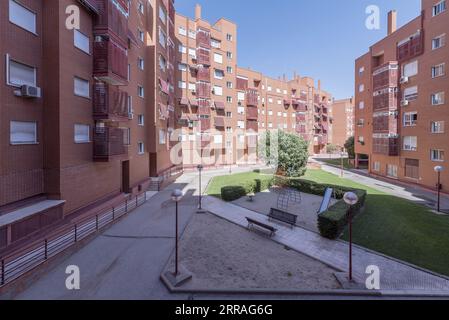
[221,186,248,202]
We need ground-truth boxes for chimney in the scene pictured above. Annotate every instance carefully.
[388,10,397,35]
[317,80,321,91]
[195,4,202,20]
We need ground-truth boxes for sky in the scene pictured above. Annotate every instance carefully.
[175,0,421,99]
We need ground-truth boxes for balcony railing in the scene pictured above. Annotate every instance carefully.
[93,82,129,120]
[197,27,211,49]
[93,36,128,86]
[199,118,211,131]
[93,127,128,161]
[197,82,211,99]
[373,88,398,112]
[236,77,248,91]
[197,47,210,66]
[397,31,424,63]
[296,113,306,122]
[94,0,129,46]
[373,137,399,156]
[246,120,258,132]
[197,66,210,82]
[296,125,306,134]
[372,62,399,90]
[246,89,258,107]
[246,106,258,120]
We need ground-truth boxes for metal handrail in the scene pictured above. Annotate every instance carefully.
[0,192,148,287]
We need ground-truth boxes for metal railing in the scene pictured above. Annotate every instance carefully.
[0,192,148,288]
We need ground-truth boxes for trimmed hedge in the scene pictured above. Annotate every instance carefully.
[284,177,367,240]
[220,176,274,201]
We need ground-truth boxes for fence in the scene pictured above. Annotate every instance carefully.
[0,192,148,288]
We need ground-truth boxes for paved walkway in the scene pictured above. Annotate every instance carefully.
[313,159,449,211]
[203,196,449,292]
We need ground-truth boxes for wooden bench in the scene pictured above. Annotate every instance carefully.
[268,208,297,228]
[246,217,277,237]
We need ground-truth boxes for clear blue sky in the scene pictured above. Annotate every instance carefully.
[175,0,421,99]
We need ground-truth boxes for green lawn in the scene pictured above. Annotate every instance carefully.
[303,169,449,277]
[206,171,274,198]
[318,158,354,169]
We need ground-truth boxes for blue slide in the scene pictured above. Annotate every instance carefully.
[318,188,333,214]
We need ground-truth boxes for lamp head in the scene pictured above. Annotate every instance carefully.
[171,189,183,202]
[197,164,204,171]
[343,192,359,206]
[434,166,443,173]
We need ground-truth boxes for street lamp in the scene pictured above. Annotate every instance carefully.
[434,166,444,213]
[343,191,359,282]
[171,189,183,276]
[197,164,205,213]
[340,150,345,177]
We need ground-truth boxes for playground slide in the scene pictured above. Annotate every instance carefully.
[318,188,333,214]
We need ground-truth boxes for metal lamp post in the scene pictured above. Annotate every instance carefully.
[434,166,444,213]
[343,191,359,282]
[197,164,205,213]
[171,189,183,276]
[340,150,345,177]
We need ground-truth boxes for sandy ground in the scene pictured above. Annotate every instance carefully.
[167,213,341,290]
[232,188,337,233]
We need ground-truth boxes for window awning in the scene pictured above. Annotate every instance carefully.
[214,101,225,110]
[159,79,170,95]
[159,104,169,119]
[180,114,189,121]
[214,117,225,127]
[189,114,199,121]
[190,99,198,107]
[179,97,189,106]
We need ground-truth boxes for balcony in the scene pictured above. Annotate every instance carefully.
[199,118,211,131]
[236,77,248,91]
[373,88,398,112]
[93,36,128,85]
[373,137,399,156]
[197,47,210,66]
[197,82,211,99]
[93,82,129,120]
[246,89,258,107]
[296,124,306,134]
[372,62,399,90]
[197,66,210,82]
[397,31,424,63]
[93,126,128,161]
[214,117,225,129]
[296,113,306,122]
[293,100,307,112]
[246,106,258,120]
[246,120,258,132]
[373,112,398,134]
[93,0,129,46]
[197,27,211,49]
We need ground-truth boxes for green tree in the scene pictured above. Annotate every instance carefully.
[259,130,309,177]
[344,136,355,159]
[326,144,339,154]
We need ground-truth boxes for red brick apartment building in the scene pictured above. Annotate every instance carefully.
[332,98,355,148]
[355,0,448,191]
[0,1,334,251]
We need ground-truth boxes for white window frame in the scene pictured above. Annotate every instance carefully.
[74,30,90,54]
[431,149,445,162]
[138,57,144,70]
[178,26,187,36]
[138,114,145,126]
[214,53,223,64]
[403,112,418,127]
[138,85,144,98]
[159,129,166,145]
[74,77,90,98]
[9,0,37,34]
[403,136,418,151]
[402,60,418,78]
[74,124,90,143]
[431,121,444,133]
[433,0,447,16]
[138,142,145,154]
[431,92,445,105]
[432,63,445,78]
[6,54,37,87]
[10,121,38,145]
[432,34,446,50]
[213,85,223,96]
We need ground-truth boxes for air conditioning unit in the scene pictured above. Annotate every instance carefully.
[400,100,409,107]
[16,85,42,98]
[400,76,409,84]
[128,113,134,120]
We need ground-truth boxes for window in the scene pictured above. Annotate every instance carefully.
[159,6,166,23]
[276,88,281,94]
[403,112,418,126]
[138,57,144,70]
[227,66,233,74]
[178,63,187,72]
[268,110,273,116]
[178,26,187,36]
[74,124,90,143]
[9,0,36,34]
[359,101,365,109]
[359,84,365,92]
[237,106,245,114]
[138,2,144,14]
[225,96,232,103]
[403,136,418,151]
[159,55,166,71]
[138,85,144,98]
[188,48,196,58]
[128,96,133,115]
[74,30,90,54]
[178,81,186,89]
[179,44,187,54]
[188,29,196,39]
[123,128,131,145]
[188,82,196,91]
[226,127,232,133]
[214,53,223,64]
[226,52,233,59]
[138,115,144,126]
[268,98,273,103]
[159,129,166,145]
[237,121,245,129]
[74,77,89,98]
[226,112,232,118]
[402,60,418,77]
[432,63,445,78]
[277,100,282,105]
[431,121,445,133]
[357,118,365,127]
[431,92,445,105]
[127,64,131,81]
[431,149,445,161]
[7,56,36,87]
[433,0,446,16]
[373,161,381,172]
[237,92,245,101]
[268,122,273,128]
[10,121,37,145]
[213,85,223,96]
[138,29,144,42]
[211,39,221,49]
[158,28,166,48]
[386,164,398,178]
[226,81,233,89]
[138,142,145,154]
[214,69,224,79]
[226,33,233,41]
[359,66,365,75]
[432,34,446,50]
[214,135,223,144]
[403,86,418,101]
[277,111,282,117]
[267,86,272,92]
[358,136,365,143]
